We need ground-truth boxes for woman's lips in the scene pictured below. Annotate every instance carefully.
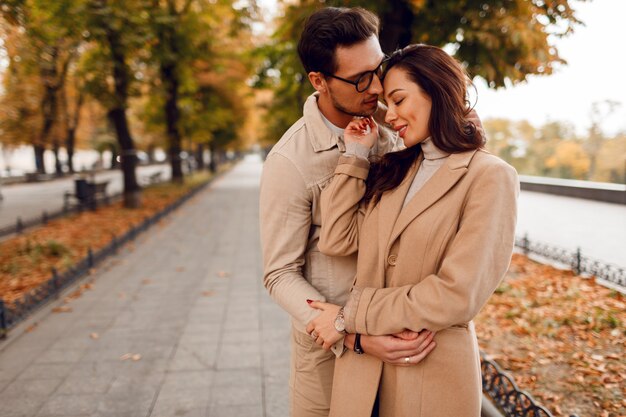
[396,125,407,138]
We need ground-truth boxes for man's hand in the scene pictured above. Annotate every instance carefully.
[345,330,436,366]
[305,300,343,350]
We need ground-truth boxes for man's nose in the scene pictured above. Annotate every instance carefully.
[367,74,383,96]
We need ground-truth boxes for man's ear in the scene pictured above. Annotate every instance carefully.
[308,72,327,94]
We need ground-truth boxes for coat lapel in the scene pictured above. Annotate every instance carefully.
[377,155,422,261]
[388,149,479,245]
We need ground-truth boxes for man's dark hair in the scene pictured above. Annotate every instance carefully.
[297,7,379,75]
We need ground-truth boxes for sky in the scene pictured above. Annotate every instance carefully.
[472,0,625,136]
[257,0,624,136]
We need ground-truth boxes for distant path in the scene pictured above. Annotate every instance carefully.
[517,191,626,267]
[0,165,171,230]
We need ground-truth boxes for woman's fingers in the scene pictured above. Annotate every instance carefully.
[388,331,436,361]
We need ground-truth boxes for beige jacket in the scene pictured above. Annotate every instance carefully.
[319,150,519,417]
[259,93,400,342]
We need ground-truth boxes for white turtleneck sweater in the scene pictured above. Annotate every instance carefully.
[344,137,450,207]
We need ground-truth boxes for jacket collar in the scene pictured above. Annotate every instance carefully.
[303,93,345,153]
[379,148,480,249]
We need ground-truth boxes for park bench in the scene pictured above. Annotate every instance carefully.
[142,171,162,186]
[64,178,110,210]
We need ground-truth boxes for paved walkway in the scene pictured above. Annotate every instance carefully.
[0,154,290,417]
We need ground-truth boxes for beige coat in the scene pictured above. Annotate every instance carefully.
[319,150,519,417]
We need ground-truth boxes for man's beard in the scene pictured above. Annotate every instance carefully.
[330,94,377,118]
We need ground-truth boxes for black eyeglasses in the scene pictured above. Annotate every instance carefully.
[323,57,389,93]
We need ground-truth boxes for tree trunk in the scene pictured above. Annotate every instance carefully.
[155,3,184,183]
[195,143,205,170]
[52,141,63,176]
[162,60,184,183]
[65,89,83,174]
[379,0,414,54]
[208,141,217,174]
[66,127,76,173]
[108,108,140,207]
[103,5,141,208]
[33,145,46,174]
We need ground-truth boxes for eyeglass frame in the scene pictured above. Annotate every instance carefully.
[322,56,390,93]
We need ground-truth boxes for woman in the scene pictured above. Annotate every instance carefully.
[305,44,519,417]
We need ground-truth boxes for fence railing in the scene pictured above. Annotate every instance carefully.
[0,193,123,239]
[0,177,213,338]
[481,353,579,417]
[515,234,625,288]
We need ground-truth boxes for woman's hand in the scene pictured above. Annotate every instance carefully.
[344,116,378,149]
[361,330,436,365]
[344,331,436,365]
[305,301,343,350]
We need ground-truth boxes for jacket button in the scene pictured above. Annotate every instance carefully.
[387,254,397,266]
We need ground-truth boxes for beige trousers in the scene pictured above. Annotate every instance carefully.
[290,326,336,417]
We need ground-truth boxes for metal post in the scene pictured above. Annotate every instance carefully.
[88,248,94,268]
[574,248,582,275]
[42,210,48,224]
[0,299,7,339]
[522,233,529,255]
[16,217,23,234]
[52,268,60,297]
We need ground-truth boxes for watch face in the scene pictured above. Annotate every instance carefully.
[334,315,346,332]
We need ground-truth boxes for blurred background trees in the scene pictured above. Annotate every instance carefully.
[0,0,258,207]
[1,0,624,204]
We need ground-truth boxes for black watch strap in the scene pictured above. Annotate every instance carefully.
[354,333,364,354]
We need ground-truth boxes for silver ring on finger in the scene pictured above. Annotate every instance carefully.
[404,356,410,364]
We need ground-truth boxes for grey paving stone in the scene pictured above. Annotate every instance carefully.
[0,394,47,417]
[153,386,209,409]
[212,369,262,387]
[35,348,86,364]
[94,389,156,415]
[55,373,115,395]
[36,394,101,416]
[264,383,289,417]
[160,370,213,391]
[16,363,74,381]
[0,378,62,398]
[216,344,261,370]
[209,384,262,407]
[208,404,263,417]
[149,404,207,417]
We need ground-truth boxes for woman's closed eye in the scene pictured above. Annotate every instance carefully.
[394,98,405,106]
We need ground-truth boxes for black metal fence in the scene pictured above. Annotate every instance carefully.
[0,172,169,240]
[515,234,625,288]
[481,353,580,417]
[0,177,213,338]
[0,193,123,239]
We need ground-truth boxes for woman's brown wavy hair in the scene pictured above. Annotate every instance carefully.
[364,44,484,204]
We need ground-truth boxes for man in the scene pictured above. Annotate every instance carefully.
[259,7,433,417]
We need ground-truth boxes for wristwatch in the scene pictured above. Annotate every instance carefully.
[354,333,364,354]
[334,307,346,333]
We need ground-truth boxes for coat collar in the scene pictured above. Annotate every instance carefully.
[379,148,480,249]
[303,93,345,153]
